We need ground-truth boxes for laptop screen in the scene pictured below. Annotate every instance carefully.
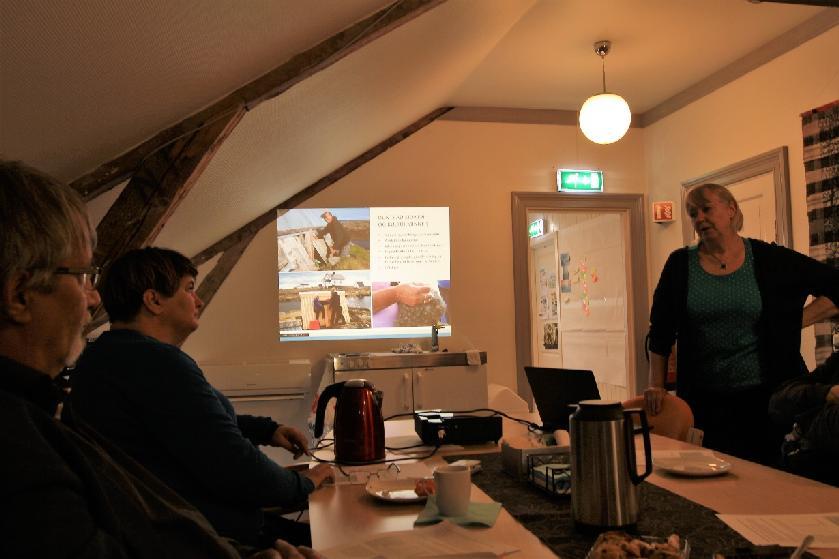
[524,366,600,431]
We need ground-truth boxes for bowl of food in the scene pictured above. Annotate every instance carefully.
[586,531,689,559]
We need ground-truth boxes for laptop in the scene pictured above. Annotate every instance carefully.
[524,366,600,432]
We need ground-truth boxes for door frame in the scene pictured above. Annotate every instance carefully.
[681,146,791,247]
[511,192,649,407]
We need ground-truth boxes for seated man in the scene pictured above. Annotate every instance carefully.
[67,247,333,548]
[769,352,839,484]
[0,160,314,558]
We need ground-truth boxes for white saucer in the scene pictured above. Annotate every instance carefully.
[653,450,732,477]
[365,478,428,503]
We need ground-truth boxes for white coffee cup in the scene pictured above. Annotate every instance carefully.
[433,464,471,516]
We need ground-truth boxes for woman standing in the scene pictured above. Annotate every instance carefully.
[645,183,839,464]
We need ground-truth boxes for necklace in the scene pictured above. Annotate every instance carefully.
[700,240,741,270]
[704,251,727,270]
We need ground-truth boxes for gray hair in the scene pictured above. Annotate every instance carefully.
[0,161,95,307]
[685,183,744,232]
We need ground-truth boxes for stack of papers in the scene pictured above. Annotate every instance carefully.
[718,513,839,548]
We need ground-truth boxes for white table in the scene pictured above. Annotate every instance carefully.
[308,418,839,557]
[308,419,555,556]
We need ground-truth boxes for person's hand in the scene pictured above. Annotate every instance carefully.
[271,426,310,458]
[302,463,334,489]
[643,386,667,416]
[395,283,431,306]
[827,385,839,405]
[249,539,322,559]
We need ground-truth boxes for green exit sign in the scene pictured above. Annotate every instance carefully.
[528,218,544,238]
[557,169,603,192]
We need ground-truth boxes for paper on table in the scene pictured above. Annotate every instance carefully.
[717,513,839,548]
[319,521,518,558]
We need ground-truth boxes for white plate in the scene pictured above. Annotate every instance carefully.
[653,450,732,477]
[365,478,428,503]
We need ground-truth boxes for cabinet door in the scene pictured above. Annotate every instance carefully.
[412,365,488,413]
[335,368,413,420]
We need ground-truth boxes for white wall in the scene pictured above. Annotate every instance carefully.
[184,121,646,390]
[644,26,839,369]
[124,26,838,390]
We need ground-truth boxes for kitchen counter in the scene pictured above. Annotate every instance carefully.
[330,350,487,371]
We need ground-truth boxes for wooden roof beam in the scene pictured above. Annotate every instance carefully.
[192,106,453,269]
[84,107,245,332]
[70,0,446,201]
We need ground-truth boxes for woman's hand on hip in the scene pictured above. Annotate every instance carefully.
[644,387,667,416]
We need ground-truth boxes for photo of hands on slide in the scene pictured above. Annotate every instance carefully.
[371,280,450,328]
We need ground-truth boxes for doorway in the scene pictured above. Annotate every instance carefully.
[512,192,649,407]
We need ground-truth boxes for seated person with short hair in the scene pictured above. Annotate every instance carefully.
[66,247,333,548]
[769,352,839,484]
[0,160,315,559]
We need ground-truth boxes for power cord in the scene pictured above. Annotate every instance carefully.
[384,408,541,431]
[310,406,542,466]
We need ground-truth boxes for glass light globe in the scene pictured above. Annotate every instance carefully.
[579,93,632,144]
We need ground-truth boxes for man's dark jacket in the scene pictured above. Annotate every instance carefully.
[67,330,314,546]
[0,355,241,559]
[770,352,839,456]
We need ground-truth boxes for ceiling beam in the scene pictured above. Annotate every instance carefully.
[192,106,453,268]
[69,0,446,202]
[84,107,245,333]
[94,107,245,269]
[195,227,259,315]
[641,9,838,126]
[751,1,839,6]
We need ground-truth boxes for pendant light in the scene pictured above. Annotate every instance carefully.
[579,40,632,145]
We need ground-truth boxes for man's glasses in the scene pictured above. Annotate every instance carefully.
[54,266,101,289]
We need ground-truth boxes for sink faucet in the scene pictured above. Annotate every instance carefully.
[430,323,441,352]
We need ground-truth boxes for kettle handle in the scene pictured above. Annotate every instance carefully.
[313,382,345,438]
[623,407,653,485]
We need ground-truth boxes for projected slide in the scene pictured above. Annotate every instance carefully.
[277,207,451,341]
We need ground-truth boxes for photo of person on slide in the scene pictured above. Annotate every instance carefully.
[276,208,369,272]
[317,211,349,258]
[371,281,449,328]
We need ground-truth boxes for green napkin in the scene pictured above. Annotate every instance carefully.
[414,495,502,527]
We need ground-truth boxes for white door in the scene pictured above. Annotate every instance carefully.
[527,212,631,401]
[683,174,777,244]
[728,174,777,243]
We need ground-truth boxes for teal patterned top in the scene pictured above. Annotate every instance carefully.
[686,239,763,391]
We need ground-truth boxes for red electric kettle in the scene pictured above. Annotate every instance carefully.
[313,379,385,465]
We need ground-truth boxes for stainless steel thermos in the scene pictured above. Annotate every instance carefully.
[569,400,652,529]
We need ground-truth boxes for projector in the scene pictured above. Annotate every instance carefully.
[414,410,502,446]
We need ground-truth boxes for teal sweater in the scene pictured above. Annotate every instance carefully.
[649,239,839,398]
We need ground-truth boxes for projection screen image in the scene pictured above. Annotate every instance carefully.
[277,207,451,341]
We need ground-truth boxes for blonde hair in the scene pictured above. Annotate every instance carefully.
[685,183,743,232]
[0,161,95,305]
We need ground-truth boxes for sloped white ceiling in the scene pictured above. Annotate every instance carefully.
[450,0,824,113]
[0,0,391,180]
[1,0,835,259]
[155,0,537,256]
